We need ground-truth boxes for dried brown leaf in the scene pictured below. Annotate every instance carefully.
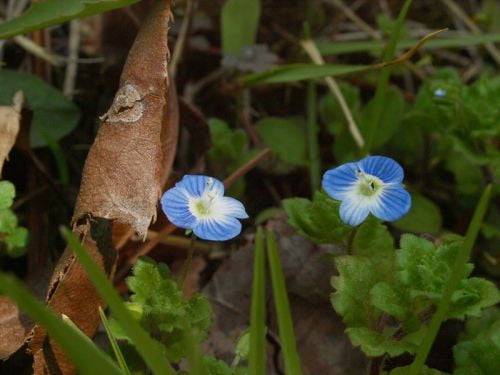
[72,0,174,238]
[0,296,33,360]
[29,1,176,373]
[0,91,23,176]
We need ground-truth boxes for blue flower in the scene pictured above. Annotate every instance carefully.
[160,175,249,241]
[322,156,411,226]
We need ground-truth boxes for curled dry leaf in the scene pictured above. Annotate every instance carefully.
[0,91,23,176]
[72,0,173,238]
[28,1,176,374]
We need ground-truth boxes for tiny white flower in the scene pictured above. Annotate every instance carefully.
[160,175,248,241]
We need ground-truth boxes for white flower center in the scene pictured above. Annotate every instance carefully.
[189,178,218,218]
[355,170,384,197]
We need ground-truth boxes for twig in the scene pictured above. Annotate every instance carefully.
[440,0,500,66]
[301,38,365,149]
[222,147,270,188]
[63,20,81,98]
[324,0,381,39]
[13,35,61,66]
[169,0,195,78]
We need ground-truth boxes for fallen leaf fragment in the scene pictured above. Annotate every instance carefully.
[0,296,33,359]
[72,0,174,238]
[0,91,23,176]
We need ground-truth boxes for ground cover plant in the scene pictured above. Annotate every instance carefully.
[0,0,499,374]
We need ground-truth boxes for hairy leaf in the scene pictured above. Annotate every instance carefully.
[283,191,352,244]
[0,180,15,209]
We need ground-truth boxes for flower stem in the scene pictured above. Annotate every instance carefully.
[408,184,492,375]
[307,81,321,193]
[179,233,197,292]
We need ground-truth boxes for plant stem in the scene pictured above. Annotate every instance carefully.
[307,81,321,193]
[362,0,413,155]
[408,184,492,375]
[179,233,197,292]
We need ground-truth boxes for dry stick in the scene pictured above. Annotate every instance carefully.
[440,0,500,66]
[324,0,381,39]
[325,0,427,80]
[114,147,271,282]
[63,20,81,98]
[301,39,365,149]
[169,0,195,78]
[13,35,61,66]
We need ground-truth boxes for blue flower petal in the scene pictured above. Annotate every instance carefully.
[177,175,224,198]
[339,198,370,226]
[322,161,359,200]
[371,184,411,221]
[193,217,242,241]
[213,196,249,219]
[359,156,404,183]
[160,187,197,229]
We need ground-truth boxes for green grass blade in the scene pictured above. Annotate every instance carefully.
[266,229,302,375]
[0,0,140,40]
[60,227,175,375]
[249,226,267,375]
[362,0,413,155]
[41,131,70,187]
[408,184,493,375]
[221,0,261,55]
[0,273,124,375]
[241,63,367,85]
[316,33,500,55]
[99,307,132,375]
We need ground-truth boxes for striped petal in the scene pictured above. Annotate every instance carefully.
[193,216,242,241]
[359,156,404,183]
[212,196,249,219]
[177,175,225,198]
[339,195,371,226]
[160,187,197,229]
[322,161,359,200]
[370,184,411,221]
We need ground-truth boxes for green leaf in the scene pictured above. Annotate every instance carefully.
[0,273,124,375]
[0,180,15,209]
[60,228,175,375]
[453,307,500,375]
[346,327,416,357]
[370,282,408,321]
[221,0,260,55]
[331,256,389,328]
[5,226,29,257]
[241,63,367,85]
[387,364,448,375]
[393,193,442,234]
[360,87,405,149]
[122,257,212,363]
[0,70,80,148]
[249,227,266,375]
[352,216,394,257]
[0,208,18,233]
[256,117,308,167]
[282,191,353,244]
[0,0,140,39]
[267,229,303,375]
